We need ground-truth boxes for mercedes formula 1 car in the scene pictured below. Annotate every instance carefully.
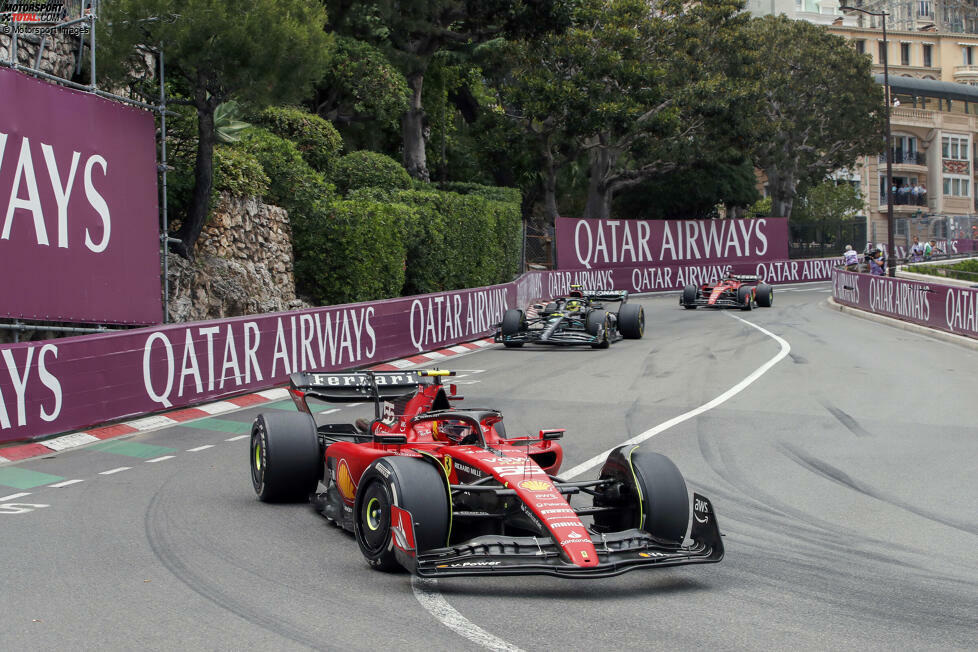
[681,273,774,310]
[495,287,645,349]
[250,370,723,578]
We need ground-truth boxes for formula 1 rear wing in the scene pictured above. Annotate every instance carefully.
[288,370,455,415]
[729,274,761,283]
[582,289,629,302]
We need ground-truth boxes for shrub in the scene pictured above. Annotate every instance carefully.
[292,199,408,305]
[238,127,333,210]
[335,150,412,196]
[212,145,269,198]
[252,106,343,176]
[433,181,522,206]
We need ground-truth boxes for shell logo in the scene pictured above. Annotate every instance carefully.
[519,479,552,492]
[336,459,357,499]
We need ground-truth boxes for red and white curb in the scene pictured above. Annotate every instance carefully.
[0,338,496,466]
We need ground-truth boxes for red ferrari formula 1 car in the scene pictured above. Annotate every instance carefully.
[249,370,723,578]
[681,273,774,310]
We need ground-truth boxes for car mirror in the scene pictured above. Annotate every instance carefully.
[539,429,565,440]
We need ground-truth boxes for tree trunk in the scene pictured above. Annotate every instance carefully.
[765,168,795,218]
[175,99,218,259]
[402,71,429,181]
[584,141,613,219]
[540,135,559,224]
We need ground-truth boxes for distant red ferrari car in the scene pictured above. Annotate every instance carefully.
[681,273,773,310]
[250,370,723,578]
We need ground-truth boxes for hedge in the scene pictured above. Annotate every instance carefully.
[239,127,331,209]
[212,145,269,198]
[335,150,412,196]
[291,199,408,305]
[432,181,522,206]
[251,106,343,176]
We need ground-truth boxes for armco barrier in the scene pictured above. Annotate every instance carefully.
[0,259,839,445]
[831,267,978,339]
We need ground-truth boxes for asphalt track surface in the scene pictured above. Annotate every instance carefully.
[2,282,977,651]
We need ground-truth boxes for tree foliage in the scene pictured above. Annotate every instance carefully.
[98,0,332,258]
[744,15,884,218]
[792,180,864,228]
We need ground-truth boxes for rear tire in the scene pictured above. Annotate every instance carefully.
[682,284,698,309]
[618,303,645,339]
[737,286,753,311]
[756,283,774,308]
[500,309,525,348]
[354,457,450,572]
[250,412,320,502]
[592,446,690,545]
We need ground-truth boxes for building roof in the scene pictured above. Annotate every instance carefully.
[877,74,978,102]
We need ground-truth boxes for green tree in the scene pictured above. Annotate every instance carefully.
[791,179,864,242]
[502,0,751,221]
[99,0,332,258]
[745,15,883,218]
[326,0,572,181]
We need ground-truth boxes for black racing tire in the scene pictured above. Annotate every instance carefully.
[586,309,610,348]
[682,284,698,309]
[543,302,558,314]
[354,456,451,572]
[592,446,690,545]
[501,308,525,347]
[250,412,321,503]
[756,283,774,308]
[737,286,753,311]
[618,303,645,339]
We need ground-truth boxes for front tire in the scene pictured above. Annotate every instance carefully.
[354,457,450,572]
[618,303,645,339]
[592,446,690,545]
[250,412,320,502]
[737,286,753,311]
[756,283,774,308]
[682,284,698,309]
[587,309,610,348]
[500,309,525,348]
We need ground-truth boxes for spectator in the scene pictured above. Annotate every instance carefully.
[919,183,928,204]
[923,239,933,260]
[869,244,886,275]
[897,184,909,204]
[910,182,921,205]
[909,235,924,262]
[843,244,860,271]
[931,239,943,256]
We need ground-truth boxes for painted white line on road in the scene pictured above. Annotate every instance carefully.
[127,415,177,430]
[389,359,416,369]
[145,456,175,463]
[561,312,790,480]
[225,435,249,442]
[0,456,9,464]
[48,479,84,488]
[411,578,524,652]
[320,408,340,415]
[256,388,289,400]
[425,351,448,359]
[43,433,99,451]
[186,445,214,452]
[99,467,131,475]
[348,403,363,407]
[0,492,31,501]
[449,345,471,354]
[196,401,238,415]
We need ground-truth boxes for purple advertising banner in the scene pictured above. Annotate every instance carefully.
[0,68,161,325]
[555,217,789,270]
[832,267,978,339]
[543,256,841,295]
[0,273,551,444]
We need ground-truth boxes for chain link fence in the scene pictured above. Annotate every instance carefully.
[524,223,555,270]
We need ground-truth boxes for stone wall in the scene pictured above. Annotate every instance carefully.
[1,31,78,79]
[165,193,310,323]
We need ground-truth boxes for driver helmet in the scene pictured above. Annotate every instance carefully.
[568,287,584,298]
[565,298,583,311]
[432,419,472,443]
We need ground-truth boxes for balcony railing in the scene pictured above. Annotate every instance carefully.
[878,151,926,165]
[881,193,928,206]
[954,64,978,76]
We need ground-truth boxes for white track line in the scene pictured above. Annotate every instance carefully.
[0,492,31,501]
[562,312,789,479]
[186,445,214,452]
[411,578,525,652]
[320,408,340,415]
[145,456,175,463]
[414,313,790,651]
[99,467,131,475]
[48,479,84,488]
[225,435,249,442]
